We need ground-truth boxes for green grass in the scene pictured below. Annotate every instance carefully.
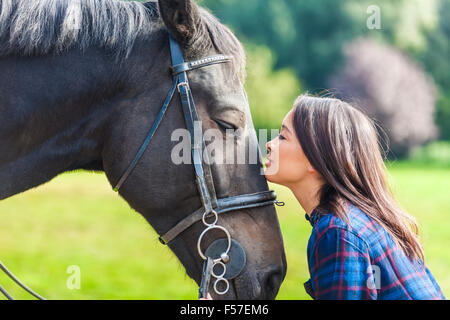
[0,162,449,300]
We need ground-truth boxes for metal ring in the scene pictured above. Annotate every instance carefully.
[211,261,227,279]
[197,225,231,261]
[213,278,229,295]
[202,210,218,227]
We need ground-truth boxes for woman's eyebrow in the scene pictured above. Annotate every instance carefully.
[281,124,291,134]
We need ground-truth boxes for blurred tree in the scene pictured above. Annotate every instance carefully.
[345,0,439,53]
[328,38,438,158]
[201,0,360,90]
[135,0,447,143]
[201,0,440,90]
[244,44,301,131]
[434,95,450,140]
[418,0,450,140]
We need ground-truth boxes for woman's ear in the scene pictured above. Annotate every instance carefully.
[157,0,202,46]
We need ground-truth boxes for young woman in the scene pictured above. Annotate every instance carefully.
[265,94,445,300]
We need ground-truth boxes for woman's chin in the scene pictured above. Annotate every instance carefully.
[264,168,276,182]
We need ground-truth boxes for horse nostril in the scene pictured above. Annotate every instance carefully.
[264,268,284,299]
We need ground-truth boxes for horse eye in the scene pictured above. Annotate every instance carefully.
[214,119,237,131]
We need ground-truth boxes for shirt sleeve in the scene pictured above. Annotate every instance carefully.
[308,227,377,300]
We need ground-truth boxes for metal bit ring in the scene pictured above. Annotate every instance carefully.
[197,225,231,262]
[211,261,227,279]
[213,278,229,295]
[202,210,218,226]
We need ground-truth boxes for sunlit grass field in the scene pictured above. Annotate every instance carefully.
[0,162,449,300]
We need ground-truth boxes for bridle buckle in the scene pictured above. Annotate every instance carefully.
[177,81,189,93]
[158,236,167,245]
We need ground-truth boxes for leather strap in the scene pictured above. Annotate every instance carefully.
[113,77,178,191]
[172,55,232,75]
[158,190,277,245]
[198,257,214,298]
[170,36,218,213]
[113,36,230,194]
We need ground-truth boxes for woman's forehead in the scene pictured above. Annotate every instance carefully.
[282,109,295,129]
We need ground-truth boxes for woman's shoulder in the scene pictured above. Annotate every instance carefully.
[305,205,371,262]
[307,203,386,248]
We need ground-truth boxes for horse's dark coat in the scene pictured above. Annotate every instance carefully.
[0,0,286,299]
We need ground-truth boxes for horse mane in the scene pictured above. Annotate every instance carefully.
[0,0,245,80]
[0,0,160,58]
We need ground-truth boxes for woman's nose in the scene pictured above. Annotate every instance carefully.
[266,140,272,153]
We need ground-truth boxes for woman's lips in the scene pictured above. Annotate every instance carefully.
[265,157,272,168]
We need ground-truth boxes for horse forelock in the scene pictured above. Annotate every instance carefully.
[198,7,246,83]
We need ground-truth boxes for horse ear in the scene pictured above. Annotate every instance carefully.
[157,0,202,46]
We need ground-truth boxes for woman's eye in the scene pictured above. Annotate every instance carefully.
[278,134,286,140]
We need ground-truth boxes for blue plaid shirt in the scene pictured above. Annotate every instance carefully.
[304,203,445,300]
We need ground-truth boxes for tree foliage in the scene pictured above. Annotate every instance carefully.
[132,1,450,144]
[418,0,450,139]
[202,0,359,90]
[244,44,301,131]
[329,38,438,157]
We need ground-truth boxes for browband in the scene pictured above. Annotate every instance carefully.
[171,55,233,75]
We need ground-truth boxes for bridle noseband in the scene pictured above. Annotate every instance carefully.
[0,34,283,300]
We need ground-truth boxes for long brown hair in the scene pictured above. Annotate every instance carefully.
[293,94,424,261]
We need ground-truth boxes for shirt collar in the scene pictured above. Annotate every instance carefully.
[305,207,321,227]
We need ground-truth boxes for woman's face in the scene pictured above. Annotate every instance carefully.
[265,109,313,187]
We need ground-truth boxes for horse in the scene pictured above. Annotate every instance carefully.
[0,0,287,299]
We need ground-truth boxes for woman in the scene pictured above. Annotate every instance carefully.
[264,94,445,300]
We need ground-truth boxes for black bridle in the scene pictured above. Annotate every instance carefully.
[0,34,282,300]
[113,35,282,297]
[113,34,280,239]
